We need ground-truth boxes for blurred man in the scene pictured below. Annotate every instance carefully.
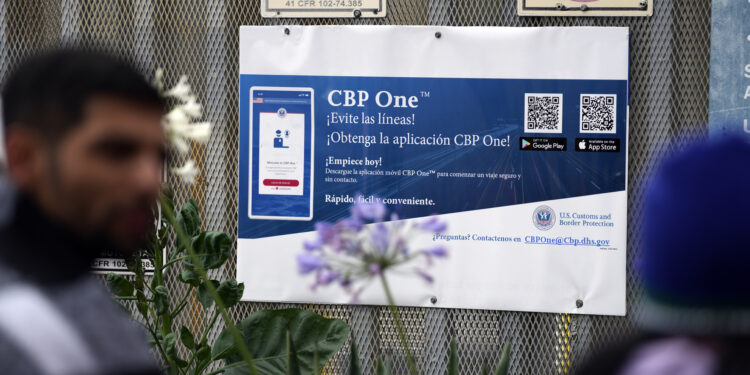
[578,136,750,375]
[0,49,164,374]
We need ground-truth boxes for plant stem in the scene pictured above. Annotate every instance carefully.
[161,197,260,375]
[379,274,419,375]
[170,289,191,317]
[160,254,210,273]
[185,310,220,369]
[146,325,179,374]
[115,296,138,300]
[151,232,173,337]
[205,361,245,375]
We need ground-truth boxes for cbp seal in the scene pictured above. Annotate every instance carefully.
[533,205,556,231]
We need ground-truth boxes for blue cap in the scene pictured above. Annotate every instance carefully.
[638,136,750,334]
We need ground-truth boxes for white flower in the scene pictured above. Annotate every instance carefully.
[173,160,199,184]
[165,75,192,102]
[181,122,211,143]
[157,69,213,185]
[153,68,164,92]
[179,96,203,119]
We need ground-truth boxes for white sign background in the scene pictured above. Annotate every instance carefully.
[238,26,628,316]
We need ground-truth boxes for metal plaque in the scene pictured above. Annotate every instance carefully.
[261,0,386,18]
[518,0,653,17]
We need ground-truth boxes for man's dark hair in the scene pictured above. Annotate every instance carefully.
[2,49,165,139]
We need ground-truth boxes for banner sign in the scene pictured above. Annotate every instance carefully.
[238,26,629,316]
[708,0,750,140]
[518,0,652,17]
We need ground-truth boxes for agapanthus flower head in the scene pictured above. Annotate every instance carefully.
[297,197,449,300]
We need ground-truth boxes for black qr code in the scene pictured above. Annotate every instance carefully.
[580,94,617,133]
[524,94,563,133]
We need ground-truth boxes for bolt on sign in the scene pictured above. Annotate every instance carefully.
[518,0,653,17]
[261,0,386,18]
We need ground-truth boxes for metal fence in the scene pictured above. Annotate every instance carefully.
[0,0,710,373]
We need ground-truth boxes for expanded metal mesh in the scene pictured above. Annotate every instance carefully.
[0,1,710,374]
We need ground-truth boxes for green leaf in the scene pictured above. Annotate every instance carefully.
[179,269,201,287]
[125,253,145,291]
[217,279,245,308]
[286,329,301,375]
[177,199,201,238]
[154,285,170,315]
[180,326,195,350]
[375,358,391,375]
[222,308,350,375]
[164,332,188,368]
[105,273,134,297]
[312,343,321,375]
[480,364,489,375]
[135,290,148,319]
[494,342,511,375]
[448,339,459,375]
[198,280,220,309]
[193,346,212,375]
[185,231,232,270]
[212,327,239,360]
[349,341,362,375]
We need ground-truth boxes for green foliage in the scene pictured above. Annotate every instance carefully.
[198,280,220,309]
[349,341,362,375]
[185,231,232,271]
[375,358,391,375]
[109,195,350,375]
[494,343,511,375]
[448,339,459,375]
[220,308,351,375]
[106,274,134,297]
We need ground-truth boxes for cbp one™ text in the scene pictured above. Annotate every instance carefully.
[328,90,420,108]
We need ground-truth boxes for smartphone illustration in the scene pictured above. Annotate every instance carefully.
[249,86,314,221]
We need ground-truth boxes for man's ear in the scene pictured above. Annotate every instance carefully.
[4,126,45,190]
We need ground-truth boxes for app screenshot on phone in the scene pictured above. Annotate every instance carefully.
[249,87,314,220]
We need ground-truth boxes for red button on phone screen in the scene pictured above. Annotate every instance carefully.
[263,179,300,187]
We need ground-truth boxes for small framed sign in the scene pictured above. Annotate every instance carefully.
[518,0,652,17]
[261,0,386,18]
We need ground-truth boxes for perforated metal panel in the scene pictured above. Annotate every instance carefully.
[0,1,710,374]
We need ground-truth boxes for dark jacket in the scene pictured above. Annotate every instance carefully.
[0,179,160,375]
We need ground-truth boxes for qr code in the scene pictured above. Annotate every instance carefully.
[524,93,563,133]
[580,94,617,134]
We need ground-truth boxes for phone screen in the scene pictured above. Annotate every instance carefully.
[249,87,314,220]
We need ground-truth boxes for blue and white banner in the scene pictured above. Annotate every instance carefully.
[238,26,628,316]
[708,0,750,139]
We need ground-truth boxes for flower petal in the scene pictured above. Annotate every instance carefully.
[423,246,447,258]
[165,75,192,102]
[183,122,212,143]
[420,216,447,234]
[173,160,199,184]
[297,253,326,274]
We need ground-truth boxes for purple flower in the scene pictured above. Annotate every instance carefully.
[369,262,381,275]
[395,238,409,255]
[351,196,387,222]
[299,195,449,298]
[313,268,340,289]
[303,238,322,251]
[372,223,390,253]
[420,216,447,234]
[315,222,337,243]
[415,268,434,284]
[423,246,447,258]
[297,253,327,274]
[339,217,364,232]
